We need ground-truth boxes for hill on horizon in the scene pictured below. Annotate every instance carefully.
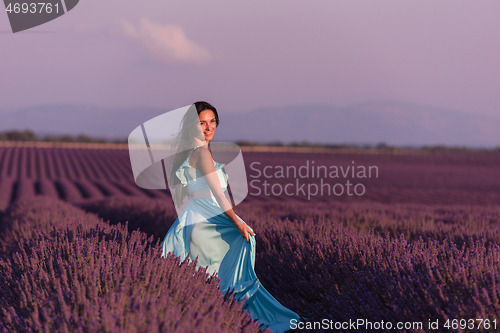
[1,100,499,148]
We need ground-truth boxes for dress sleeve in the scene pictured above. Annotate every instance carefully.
[214,161,229,183]
[175,145,205,186]
[175,164,189,187]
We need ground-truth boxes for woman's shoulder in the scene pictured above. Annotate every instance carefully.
[191,144,209,154]
[188,145,211,169]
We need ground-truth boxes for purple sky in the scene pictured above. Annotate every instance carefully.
[1,1,499,117]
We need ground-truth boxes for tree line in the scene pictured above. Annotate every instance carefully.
[0,130,126,143]
[1,130,497,152]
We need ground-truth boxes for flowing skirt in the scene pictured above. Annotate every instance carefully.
[161,197,300,332]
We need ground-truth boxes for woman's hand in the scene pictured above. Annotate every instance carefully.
[235,221,256,243]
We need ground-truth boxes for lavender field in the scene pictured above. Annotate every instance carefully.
[1,144,500,332]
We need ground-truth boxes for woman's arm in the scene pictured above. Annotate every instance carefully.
[192,146,255,242]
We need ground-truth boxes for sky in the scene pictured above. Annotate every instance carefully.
[1,1,499,118]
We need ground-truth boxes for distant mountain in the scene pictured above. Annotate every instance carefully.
[1,101,499,147]
[0,103,173,140]
[216,101,500,148]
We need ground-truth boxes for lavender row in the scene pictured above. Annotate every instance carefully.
[236,200,500,250]
[255,217,500,332]
[0,147,133,180]
[242,150,500,205]
[0,197,266,333]
[81,196,500,251]
[77,196,178,245]
[77,196,500,332]
[2,195,499,332]
[0,176,170,211]
[1,147,500,206]
[0,196,106,253]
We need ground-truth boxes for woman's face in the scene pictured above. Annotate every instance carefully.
[198,109,217,142]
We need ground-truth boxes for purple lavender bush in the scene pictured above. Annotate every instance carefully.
[77,196,178,244]
[248,202,500,332]
[74,197,500,332]
[73,178,106,200]
[0,196,105,252]
[0,176,15,212]
[13,178,37,202]
[37,177,60,198]
[0,198,267,333]
[1,146,499,332]
[54,178,84,202]
[238,200,500,249]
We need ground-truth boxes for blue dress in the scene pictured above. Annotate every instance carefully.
[161,146,300,332]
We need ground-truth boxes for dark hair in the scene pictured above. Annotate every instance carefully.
[168,101,219,208]
[194,101,219,127]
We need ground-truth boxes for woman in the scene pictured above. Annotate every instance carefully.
[161,101,300,332]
